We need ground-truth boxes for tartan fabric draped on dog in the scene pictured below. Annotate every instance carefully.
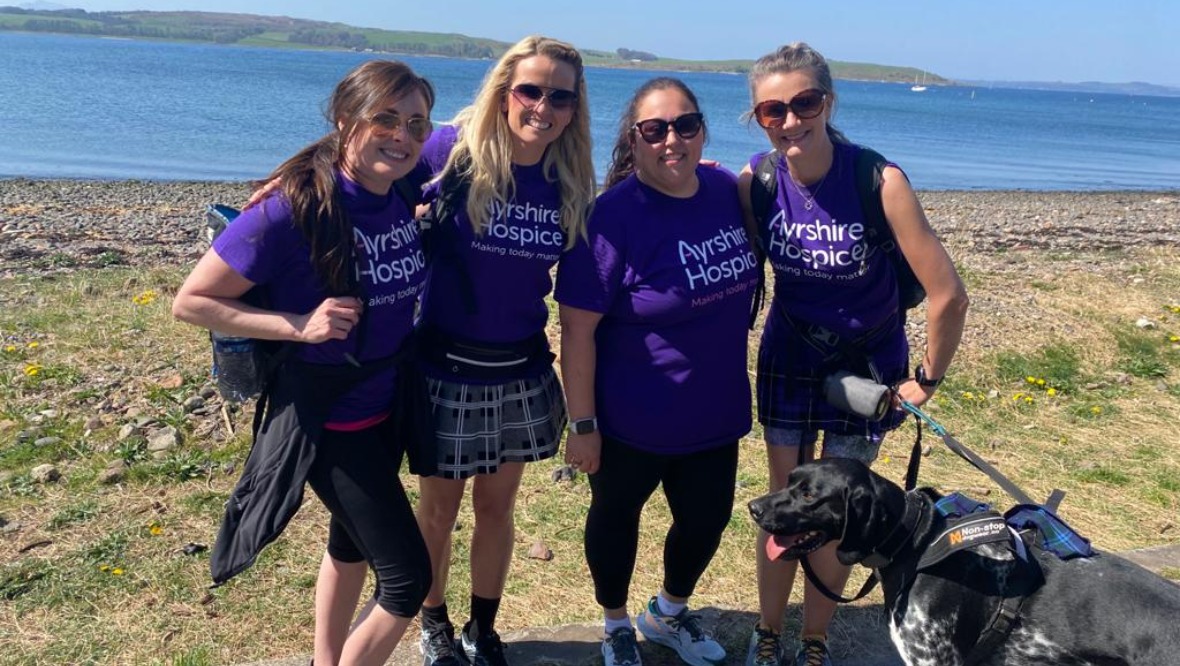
[934,492,1095,561]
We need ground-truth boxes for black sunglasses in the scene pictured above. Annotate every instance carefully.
[510,84,579,111]
[753,89,827,128]
[632,112,705,144]
[368,111,433,142]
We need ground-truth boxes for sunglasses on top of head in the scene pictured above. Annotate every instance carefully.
[752,89,827,129]
[509,84,579,111]
[368,111,433,142]
[632,112,705,144]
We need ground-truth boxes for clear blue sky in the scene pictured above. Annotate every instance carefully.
[62,0,1180,86]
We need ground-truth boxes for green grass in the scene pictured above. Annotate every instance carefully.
[3,248,1179,664]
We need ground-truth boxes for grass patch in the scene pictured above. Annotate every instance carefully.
[47,499,100,530]
[1114,328,1171,378]
[994,342,1082,393]
[3,247,1179,663]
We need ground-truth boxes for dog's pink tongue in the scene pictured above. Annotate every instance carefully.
[765,535,790,561]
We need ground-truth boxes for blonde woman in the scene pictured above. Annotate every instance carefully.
[323,36,595,666]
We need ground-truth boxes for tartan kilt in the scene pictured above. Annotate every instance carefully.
[424,365,567,479]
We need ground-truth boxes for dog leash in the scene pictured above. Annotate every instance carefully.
[899,401,1064,510]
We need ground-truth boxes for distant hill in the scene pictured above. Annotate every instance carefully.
[958,79,1180,98]
[0,7,946,82]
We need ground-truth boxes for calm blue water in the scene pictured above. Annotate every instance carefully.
[2,32,1178,190]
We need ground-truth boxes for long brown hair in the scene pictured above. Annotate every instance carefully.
[264,60,435,292]
[604,77,704,190]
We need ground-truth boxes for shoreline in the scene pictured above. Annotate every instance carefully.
[2,179,1178,279]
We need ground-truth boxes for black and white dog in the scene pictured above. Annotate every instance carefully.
[748,458,1180,665]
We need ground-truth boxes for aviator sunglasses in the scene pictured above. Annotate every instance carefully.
[632,112,705,144]
[509,83,579,111]
[752,89,827,128]
[368,111,433,142]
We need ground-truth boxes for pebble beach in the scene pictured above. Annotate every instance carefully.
[2,180,1178,281]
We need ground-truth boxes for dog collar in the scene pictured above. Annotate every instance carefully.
[862,491,928,569]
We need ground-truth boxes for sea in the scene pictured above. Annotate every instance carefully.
[1,31,1178,191]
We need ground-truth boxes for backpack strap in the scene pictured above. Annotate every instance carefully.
[747,151,778,329]
[391,176,419,211]
[420,163,477,315]
[855,146,926,312]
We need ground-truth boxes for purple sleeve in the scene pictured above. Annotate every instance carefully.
[420,124,459,175]
[554,206,626,314]
[211,195,298,285]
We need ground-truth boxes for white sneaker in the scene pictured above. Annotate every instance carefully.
[636,596,725,666]
[602,626,643,666]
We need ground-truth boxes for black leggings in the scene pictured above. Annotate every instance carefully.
[307,418,431,618]
[585,435,739,610]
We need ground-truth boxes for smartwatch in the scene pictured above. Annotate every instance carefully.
[569,417,598,436]
[914,365,943,389]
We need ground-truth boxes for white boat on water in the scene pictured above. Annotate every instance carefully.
[911,71,928,92]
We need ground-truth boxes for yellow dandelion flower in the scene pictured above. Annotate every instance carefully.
[24,364,41,377]
[961,391,974,400]
[1047,388,1057,397]
[27,341,39,349]
[1025,376,1037,384]
[1024,396,1034,404]
[1170,335,1179,343]
[112,568,124,576]
[99,564,110,572]
[1036,378,1046,386]
[1091,406,1102,415]
[3,345,15,353]
[1012,392,1024,401]
[881,455,892,464]
[149,524,163,536]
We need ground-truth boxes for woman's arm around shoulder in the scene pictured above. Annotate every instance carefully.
[880,166,969,406]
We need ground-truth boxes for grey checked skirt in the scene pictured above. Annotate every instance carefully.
[425,365,567,479]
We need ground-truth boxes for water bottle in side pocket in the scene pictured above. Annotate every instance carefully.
[211,331,261,403]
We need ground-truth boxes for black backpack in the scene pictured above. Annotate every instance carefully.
[748,146,925,327]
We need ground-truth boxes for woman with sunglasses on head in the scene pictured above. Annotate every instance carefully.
[404,35,594,666]
[173,60,436,666]
[738,43,968,666]
[556,77,758,666]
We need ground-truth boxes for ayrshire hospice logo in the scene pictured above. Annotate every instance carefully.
[767,210,869,272]
[354,218,426,291]
[677,225,757,291]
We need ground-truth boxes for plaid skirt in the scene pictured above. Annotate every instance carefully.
[756,311,909,438]
[425,365,567,479]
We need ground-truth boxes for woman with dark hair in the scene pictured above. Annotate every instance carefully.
[172,59,436,666]
[556,77,758,666]
[738,43,968,666]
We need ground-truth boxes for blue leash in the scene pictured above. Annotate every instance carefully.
[898,400,1054,508]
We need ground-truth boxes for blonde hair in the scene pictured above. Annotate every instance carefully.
[441,35,595,247]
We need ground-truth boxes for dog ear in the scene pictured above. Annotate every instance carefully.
[835,482,881,565]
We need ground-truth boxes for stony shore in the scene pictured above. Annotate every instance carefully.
[1,179,1179,280]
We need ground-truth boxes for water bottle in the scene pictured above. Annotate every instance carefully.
[211,331,260,403]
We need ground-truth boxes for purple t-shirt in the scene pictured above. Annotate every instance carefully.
[753,142,899,334]
[418,129,565,348]
[555,167,756,454]
[212,172,425,423]
[418,123,459,179]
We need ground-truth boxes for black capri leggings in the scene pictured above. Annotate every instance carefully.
[308,418,431,618]
[585,434,739,610]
